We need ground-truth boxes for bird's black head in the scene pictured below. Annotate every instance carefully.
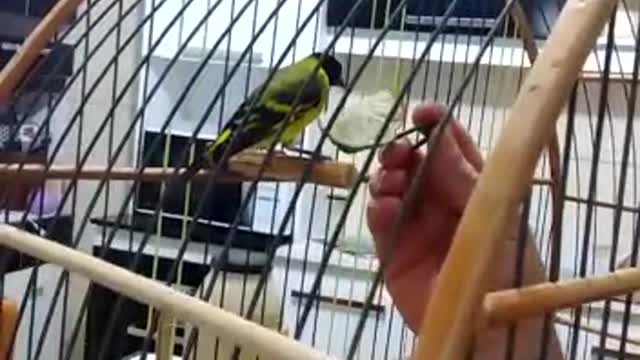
[312,52,345,87]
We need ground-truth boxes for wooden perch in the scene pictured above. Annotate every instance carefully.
[484,266,640,326]
[412,1,619,359]
[613,255,640,303]
[0,225,336,360]
[511,1,563,258]
[0,0,83,102]
[0,152,358,189]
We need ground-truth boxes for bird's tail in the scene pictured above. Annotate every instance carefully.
[181,162,202,181]
[158,138,230,213]
[154,157,202,215]
[171,140,225,188]
[206,138,228,165]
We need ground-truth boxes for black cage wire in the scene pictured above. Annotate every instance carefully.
[0,0,639,359]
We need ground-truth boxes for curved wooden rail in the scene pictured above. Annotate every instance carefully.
[0,0,83,103]
[412,0,619,358]
[0,225,337,360]
[511,2,563,262]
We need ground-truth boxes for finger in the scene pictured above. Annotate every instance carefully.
[378,138,415,170]
[413,103,460,162]
[450,120,484,172]
[411,102,448,131]
[413,102,479,213]
[366,196,401,241]
[445,160,479,216]
[369,169,410,198]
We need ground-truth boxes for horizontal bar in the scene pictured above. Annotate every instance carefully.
[484,266,640,326]
[0,152,358,189]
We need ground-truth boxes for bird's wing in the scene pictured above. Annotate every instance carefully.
[207,59,328,160]
[225,61,327,136]
[261,61,327,115]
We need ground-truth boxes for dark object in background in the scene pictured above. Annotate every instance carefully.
[0,0,74,212]
[134,130,254,227]
[0,150,47,210]
[0,103,50,212]
[85,246,207,360]
[0,44,74,94]
[0,214,73,272]
[126,129,293,251]
[326,0,564,40]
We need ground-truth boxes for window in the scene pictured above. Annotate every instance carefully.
[326,0,567,40]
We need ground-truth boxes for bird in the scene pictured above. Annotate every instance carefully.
[176,52,345,184]
[204,52,345,168]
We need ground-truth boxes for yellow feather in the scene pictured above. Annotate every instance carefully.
[205,128,231,156]
[207,55,332,158]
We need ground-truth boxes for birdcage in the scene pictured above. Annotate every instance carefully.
[0,0,638,359]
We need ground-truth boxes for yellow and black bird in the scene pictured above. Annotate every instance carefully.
[201,52,345,170]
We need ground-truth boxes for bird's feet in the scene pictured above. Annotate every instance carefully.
[282,146,333,162]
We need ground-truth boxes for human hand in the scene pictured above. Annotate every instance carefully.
[366,102,563,359]
[366,102,484,332]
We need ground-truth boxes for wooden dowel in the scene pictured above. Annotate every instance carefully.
[0,298,17,360]
[0,225,337,360]
[156,310,177,360]
[0,0,83,102]
[412,1,618,359]
[0,152,358,189]
[484,267,640,325]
